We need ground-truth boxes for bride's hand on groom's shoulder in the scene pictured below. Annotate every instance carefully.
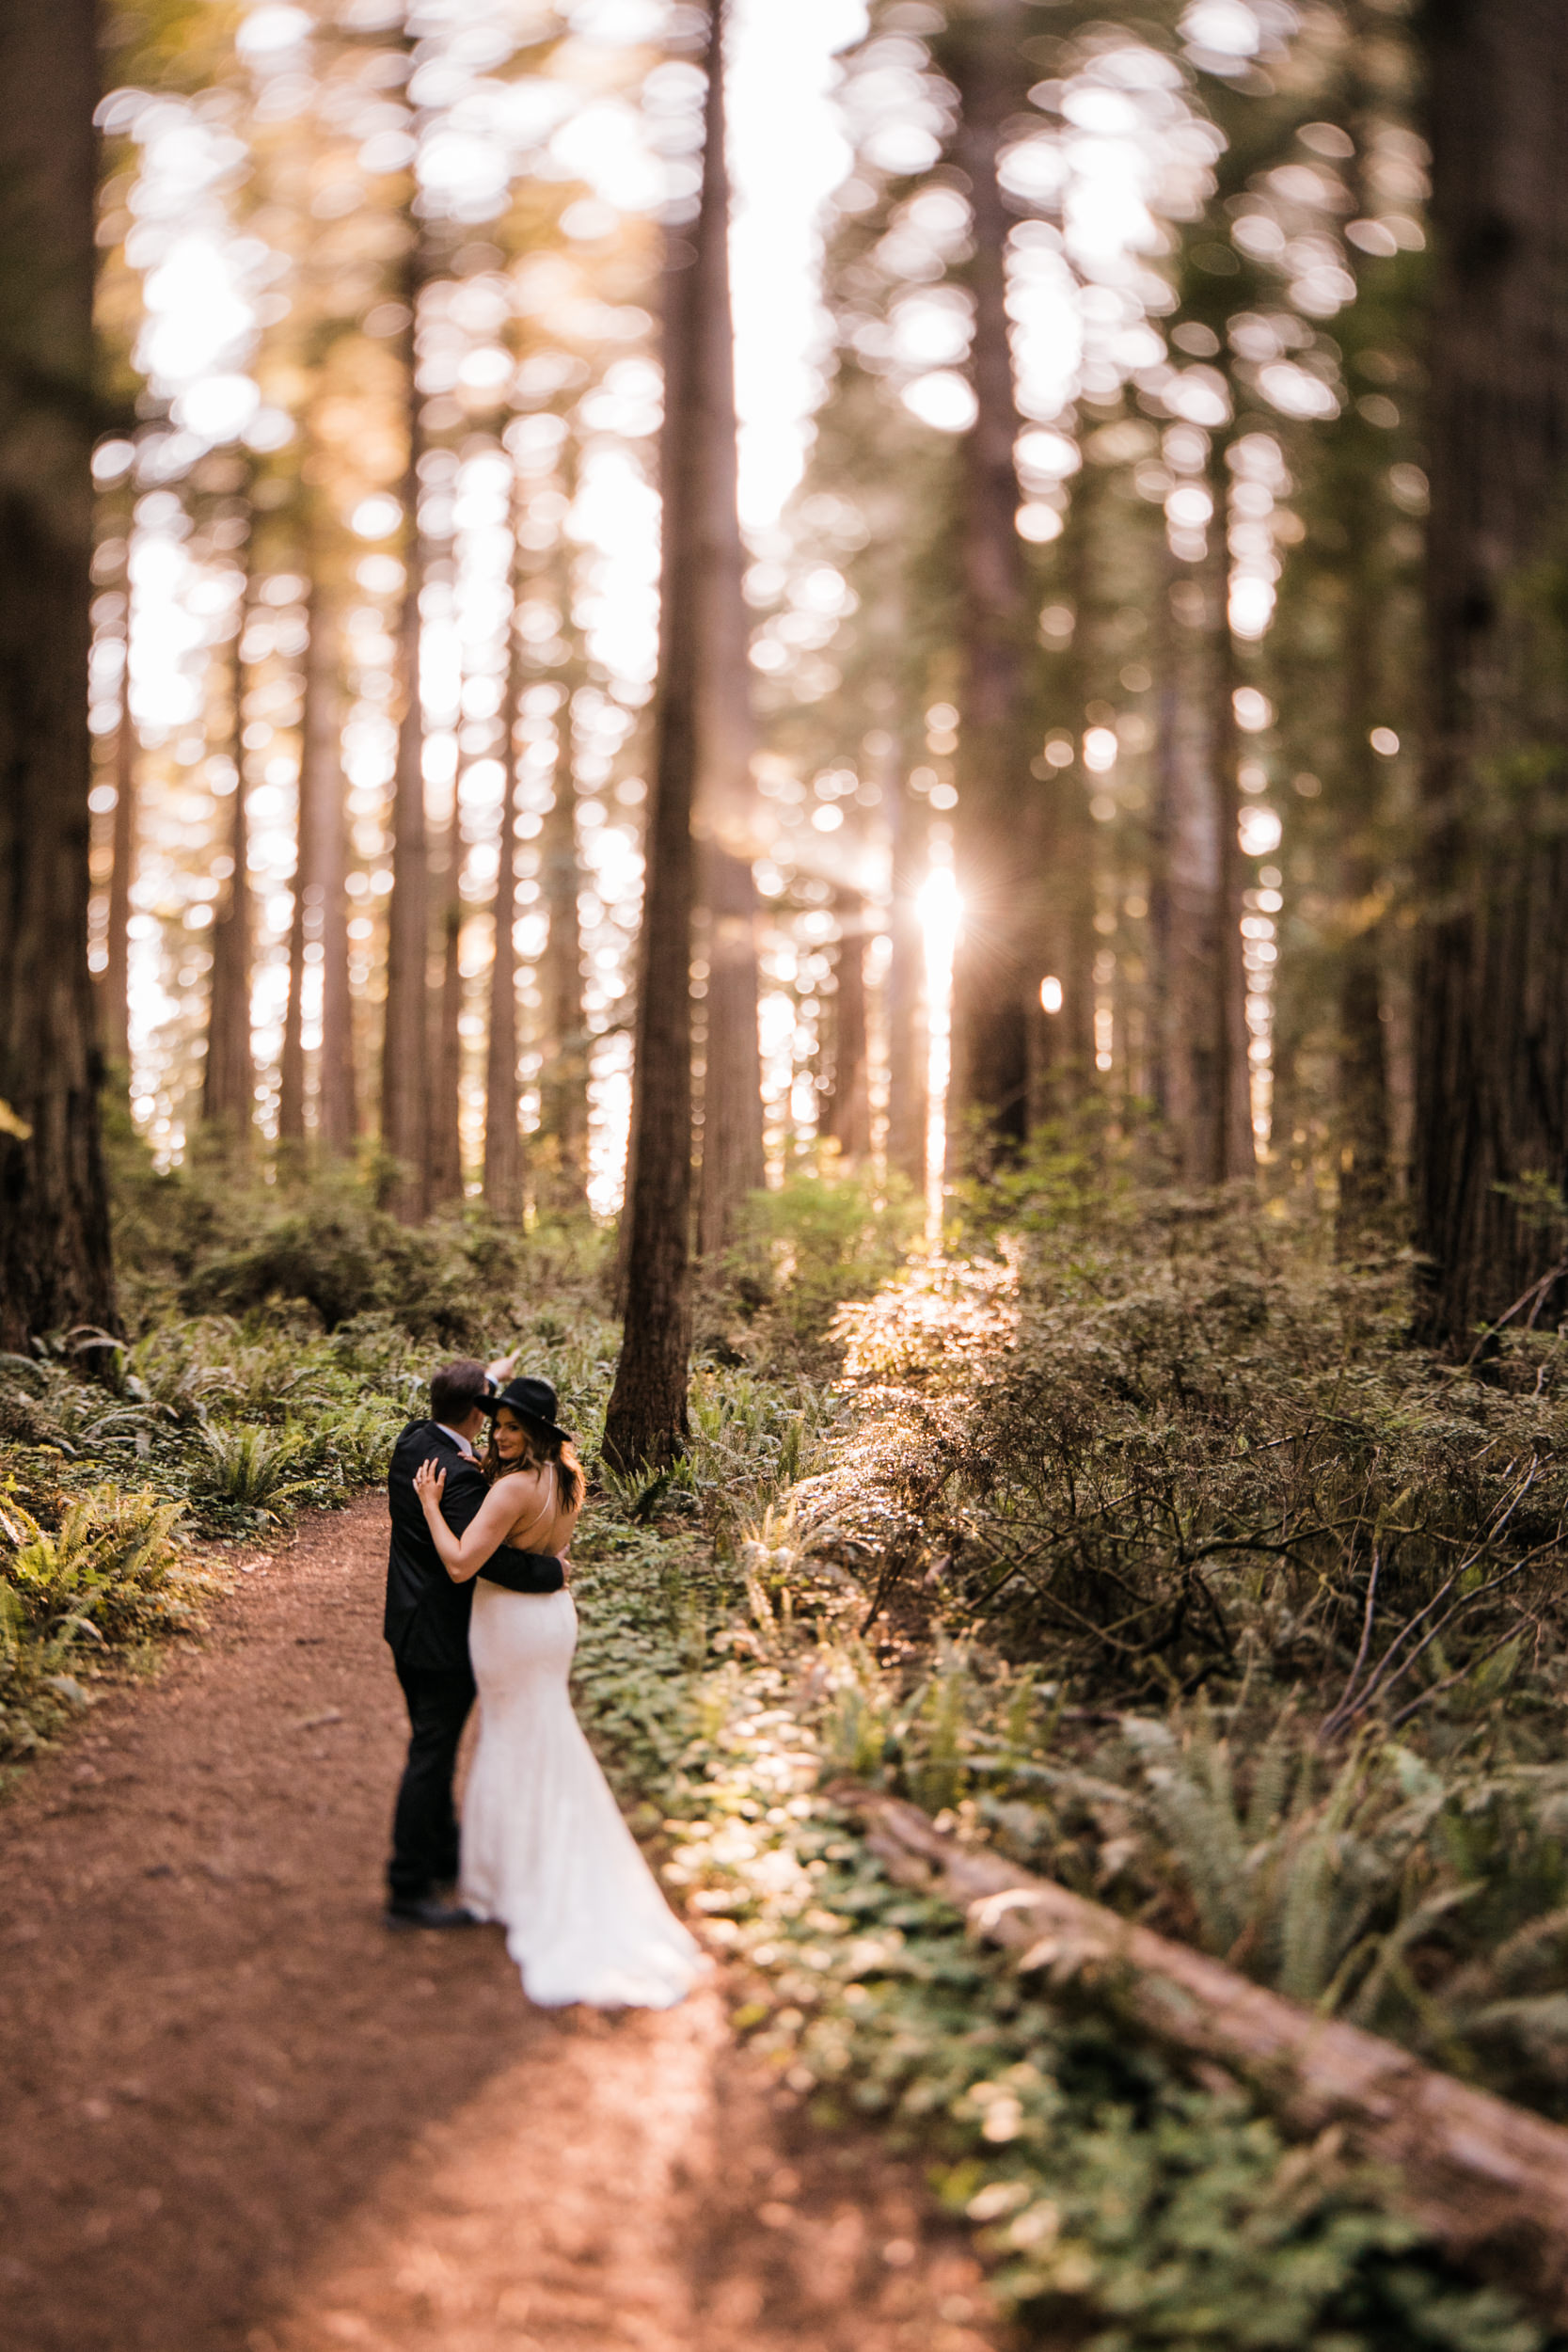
[413,1458,446,1513]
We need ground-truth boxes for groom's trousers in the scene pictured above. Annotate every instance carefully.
[388,1659,475,1902]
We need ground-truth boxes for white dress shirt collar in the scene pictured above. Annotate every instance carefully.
[434,1422,477,1461]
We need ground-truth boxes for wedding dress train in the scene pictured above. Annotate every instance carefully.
[460,1580,702,2009]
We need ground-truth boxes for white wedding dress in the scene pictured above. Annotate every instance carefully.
[460,1580,703,2009]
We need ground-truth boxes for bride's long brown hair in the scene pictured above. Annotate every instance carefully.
[482,1408,586,1516]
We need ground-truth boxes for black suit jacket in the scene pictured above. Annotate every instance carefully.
[383,1421,563,1673]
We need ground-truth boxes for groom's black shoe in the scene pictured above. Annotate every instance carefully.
[385,1895,482,1931]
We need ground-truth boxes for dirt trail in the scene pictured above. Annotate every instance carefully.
[0,1497,1006,2352]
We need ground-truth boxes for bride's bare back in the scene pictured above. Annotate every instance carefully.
[494,1465,581,1559]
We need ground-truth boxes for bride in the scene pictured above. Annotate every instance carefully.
[412,1373,702,2010]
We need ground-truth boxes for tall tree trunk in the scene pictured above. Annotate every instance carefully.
[1031,472,1099,1122]
[427,790,464,1208]
[1163,571,1227,1181]
[0,0,116,1348]
[691,24,764,1259]
[381,233,432,1221]
[1414,0,1568,1346]
[602,0,726,1472]
[1335,547,1391,1242]
[883,751,927,1189]
[202,628,255,1151]
[942,0,1035,1164]
[1333,60,1393,1246]
[1208,466,1255,1184]
[483,539,524,1221]
[309,596,356,1156]
[823,893,872,1162]
[537,682,588,1209]
[698,845,764,1245]
[278,590,309,1154]
[1161,491,1255,1185]
[103,612,136,1083]
[1145,655,1178,1130]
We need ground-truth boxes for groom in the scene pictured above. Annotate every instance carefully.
[382,1353,514,1929]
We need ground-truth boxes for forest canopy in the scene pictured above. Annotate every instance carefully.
[0,0,1565,1415]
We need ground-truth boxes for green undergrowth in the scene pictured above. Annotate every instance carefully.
[0,1477,228,1764]
[564,1186,1568,2346]
[566,1505,1553,2351]
[11,1151,1568,2344]
[0,1152,895,1763]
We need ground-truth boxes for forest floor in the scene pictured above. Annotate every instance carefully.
[0,1493,1006,2352]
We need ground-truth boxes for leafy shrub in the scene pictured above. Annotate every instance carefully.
[188,1424,317,1518]
[563,1502,1552,2350]
[721,1161,922,1354]
[813,1208,1568,1721]
[0,1481,220,1760]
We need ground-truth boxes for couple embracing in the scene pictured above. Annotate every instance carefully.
[382,1354,701,2010]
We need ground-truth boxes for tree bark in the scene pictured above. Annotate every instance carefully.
[537,684,588,1211]
[381,227,433,1222]
[426,789,464,1209]
[942,0,1036,1164]
[201,621,255,1151]
[1208,469,1256,1184]
[602,0,727,1473]
[1335,548,1391,1242]
[278,579,309,1153]
[883,753,927,1189]
[1031,473,1099,1122]
[842,1786,1568,2324]
[483,536,524,1222]
[691,28,764,1261]
[698,846,765,1246]
[1161,511,1254,1185]
[1332,48,1392,1245]
[0,0,116,1349]
[823,893,872,1163]
[1411,3,1568,1345]
[309,595,356,1157]
[103,607,136,1084]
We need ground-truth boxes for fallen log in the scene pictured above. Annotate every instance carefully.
[835,1784,1568,2320]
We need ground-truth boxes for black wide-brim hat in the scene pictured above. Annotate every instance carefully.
[479,1374,574,1449]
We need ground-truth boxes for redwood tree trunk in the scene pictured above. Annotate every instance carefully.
[427,791,464,1209]
[1414,0,1568,1345]
[823,893,872,1162]
[278,576,309,1152]
[0,0,116,1348]
[1161,488,1254,1185]
[538,681,588,1210]
[691,26,764,1260]
[103,606,136,1082]
[1032,469,1099,1121]
[698,845,764,1246]
[1335,547,1391,1242]
[602,0,725,1472]
[1208,469,1255,1184]
[483,548,523,1221]
[310,596,356,1155]
[1333,56,1392,1244]
[202,630,255,1150]
[883,752,927,1189]
[381,234,432,1221]
[942,0,1036,1163]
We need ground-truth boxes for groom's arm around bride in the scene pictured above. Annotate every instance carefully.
[381,1354,511,1930]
